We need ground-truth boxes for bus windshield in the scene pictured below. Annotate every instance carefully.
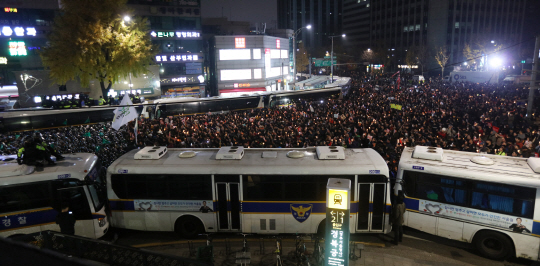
[85,160,107,210]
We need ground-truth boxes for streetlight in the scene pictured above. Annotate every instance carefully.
[329,34,345,82]
[123,15,131,22]
[292,24,311,82]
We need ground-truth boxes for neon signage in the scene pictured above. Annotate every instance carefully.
[155,54,202,63]
[4,7,17,13]
[1,26,36,37]
[0,57,7,64]
[8,41,26,56]
[276,39,280,49]
[235,38,245,48]
[234,83,251,88]
[150,31,201,38]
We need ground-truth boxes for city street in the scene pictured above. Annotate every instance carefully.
[111,227,538,266]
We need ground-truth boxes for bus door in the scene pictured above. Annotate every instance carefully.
[357,183,387,232]
[215,182,241,231]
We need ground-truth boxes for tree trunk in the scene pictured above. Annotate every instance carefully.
[441,67,445,78]
[99,80,112,101]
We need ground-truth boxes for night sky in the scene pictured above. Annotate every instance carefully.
[201,0,278,28]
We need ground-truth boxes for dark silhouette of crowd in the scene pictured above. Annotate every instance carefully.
[1,71,539,177]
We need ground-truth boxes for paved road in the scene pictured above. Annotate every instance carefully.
[110,227,539,266]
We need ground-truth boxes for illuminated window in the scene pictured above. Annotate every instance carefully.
[253,49,261,60]
[220,69,252,81]
[33,96,41,103]
[271,49,281,59]
[276,39,281,49]
[281,50,288,58]
[219,49,251,60]
[254,68,262,79]
[235,38,246,48]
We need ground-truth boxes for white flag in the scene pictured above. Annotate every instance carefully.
[112,95,138,130]
[309,105,314,112]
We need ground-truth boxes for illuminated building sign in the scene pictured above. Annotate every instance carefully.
[276,39,280,49]
[235,37,245,48]
[160,76,199,85]
[8,41,26,56]
[398,65,418,69]
[155,53,202,63]
[265,48,271,54]
[325,179,350,266]
[4,7,17,12]
[150,31,201,39]
[234,83,252,88]
[0,57,6,64]
[1,26,36,37]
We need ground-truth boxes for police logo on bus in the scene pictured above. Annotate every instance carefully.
[291,204,313,223]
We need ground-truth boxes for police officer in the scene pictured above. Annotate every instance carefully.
[88,96,94,107]
[34,136,56,166]
[17,138,35,165]
[40,137,65,161]
[98,96,106,105]
[134,93,141,104]
[56,202,76,235]
[62,97,71,109]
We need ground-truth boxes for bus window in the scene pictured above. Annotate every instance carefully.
[0,182,51,213]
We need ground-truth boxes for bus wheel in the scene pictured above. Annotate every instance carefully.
[474,231,513,260]
[175,216,203,239]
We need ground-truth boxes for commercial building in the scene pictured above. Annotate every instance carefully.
[341,0,527,73]
[209,35,291,97]
[127,0,205,98]
[277,0,343,49]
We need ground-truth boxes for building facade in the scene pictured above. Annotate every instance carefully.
[127,0,205,98]
[277,0,343,49]
[342,0,527,73]
[0,0,58,87]
[209,35,291,97]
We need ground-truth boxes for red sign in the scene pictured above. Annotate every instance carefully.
[4,7,17,12]
[265,48,271,54]
[276,39,280,49]
[235,38,245,48]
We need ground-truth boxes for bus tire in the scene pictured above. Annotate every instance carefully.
[174,216,203,239]
[474,231,514,260]
[317,220,326,237]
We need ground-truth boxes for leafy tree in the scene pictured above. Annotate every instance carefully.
[40,0,156,100]
[435,46,450,78]
[296,42,310,73]
[415,44,430,75]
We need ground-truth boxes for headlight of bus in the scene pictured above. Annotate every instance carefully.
[98,217,107,227]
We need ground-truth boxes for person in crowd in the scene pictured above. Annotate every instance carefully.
[56,203,76,235]
[98,96,106,105]
[392,191,406,245]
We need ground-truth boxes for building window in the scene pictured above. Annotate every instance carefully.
[220,69,252,81]
[415,24,420,31]
[455,22,460,29]
[254,68,262,79]
[219,49,251,60]
[253,49,261,60]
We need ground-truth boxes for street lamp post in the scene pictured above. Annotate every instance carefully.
[329,34,345,83]
[292,25,311,83]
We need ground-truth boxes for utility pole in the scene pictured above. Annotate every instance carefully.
[527,35,540,120]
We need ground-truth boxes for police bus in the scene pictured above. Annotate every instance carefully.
[107,146,391,238]
[395,146,540,260]
[0,153,109,238]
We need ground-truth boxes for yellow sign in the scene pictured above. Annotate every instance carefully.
[328,189,348,210]
[390,104,402,110]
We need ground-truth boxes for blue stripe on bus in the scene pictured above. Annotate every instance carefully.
[404,197,419,211]
[242,202,327,213]
[0,209,58,232]
[532,221,540,236]
[386,205,392,214]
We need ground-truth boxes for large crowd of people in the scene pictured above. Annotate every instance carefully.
[1,71,539,179]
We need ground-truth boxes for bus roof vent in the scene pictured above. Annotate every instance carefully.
[216,146,244,160]
[527,157,540,173]
[316,146,345,160]
[179,151,196,158]
[412,146,443,161]
[286,150,305,159]
[471,156,495,165]
[134,146,168,160]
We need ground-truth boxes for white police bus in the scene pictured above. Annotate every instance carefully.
[0,153,109,238]
[107,146,391,238]
[395,146,540,260]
